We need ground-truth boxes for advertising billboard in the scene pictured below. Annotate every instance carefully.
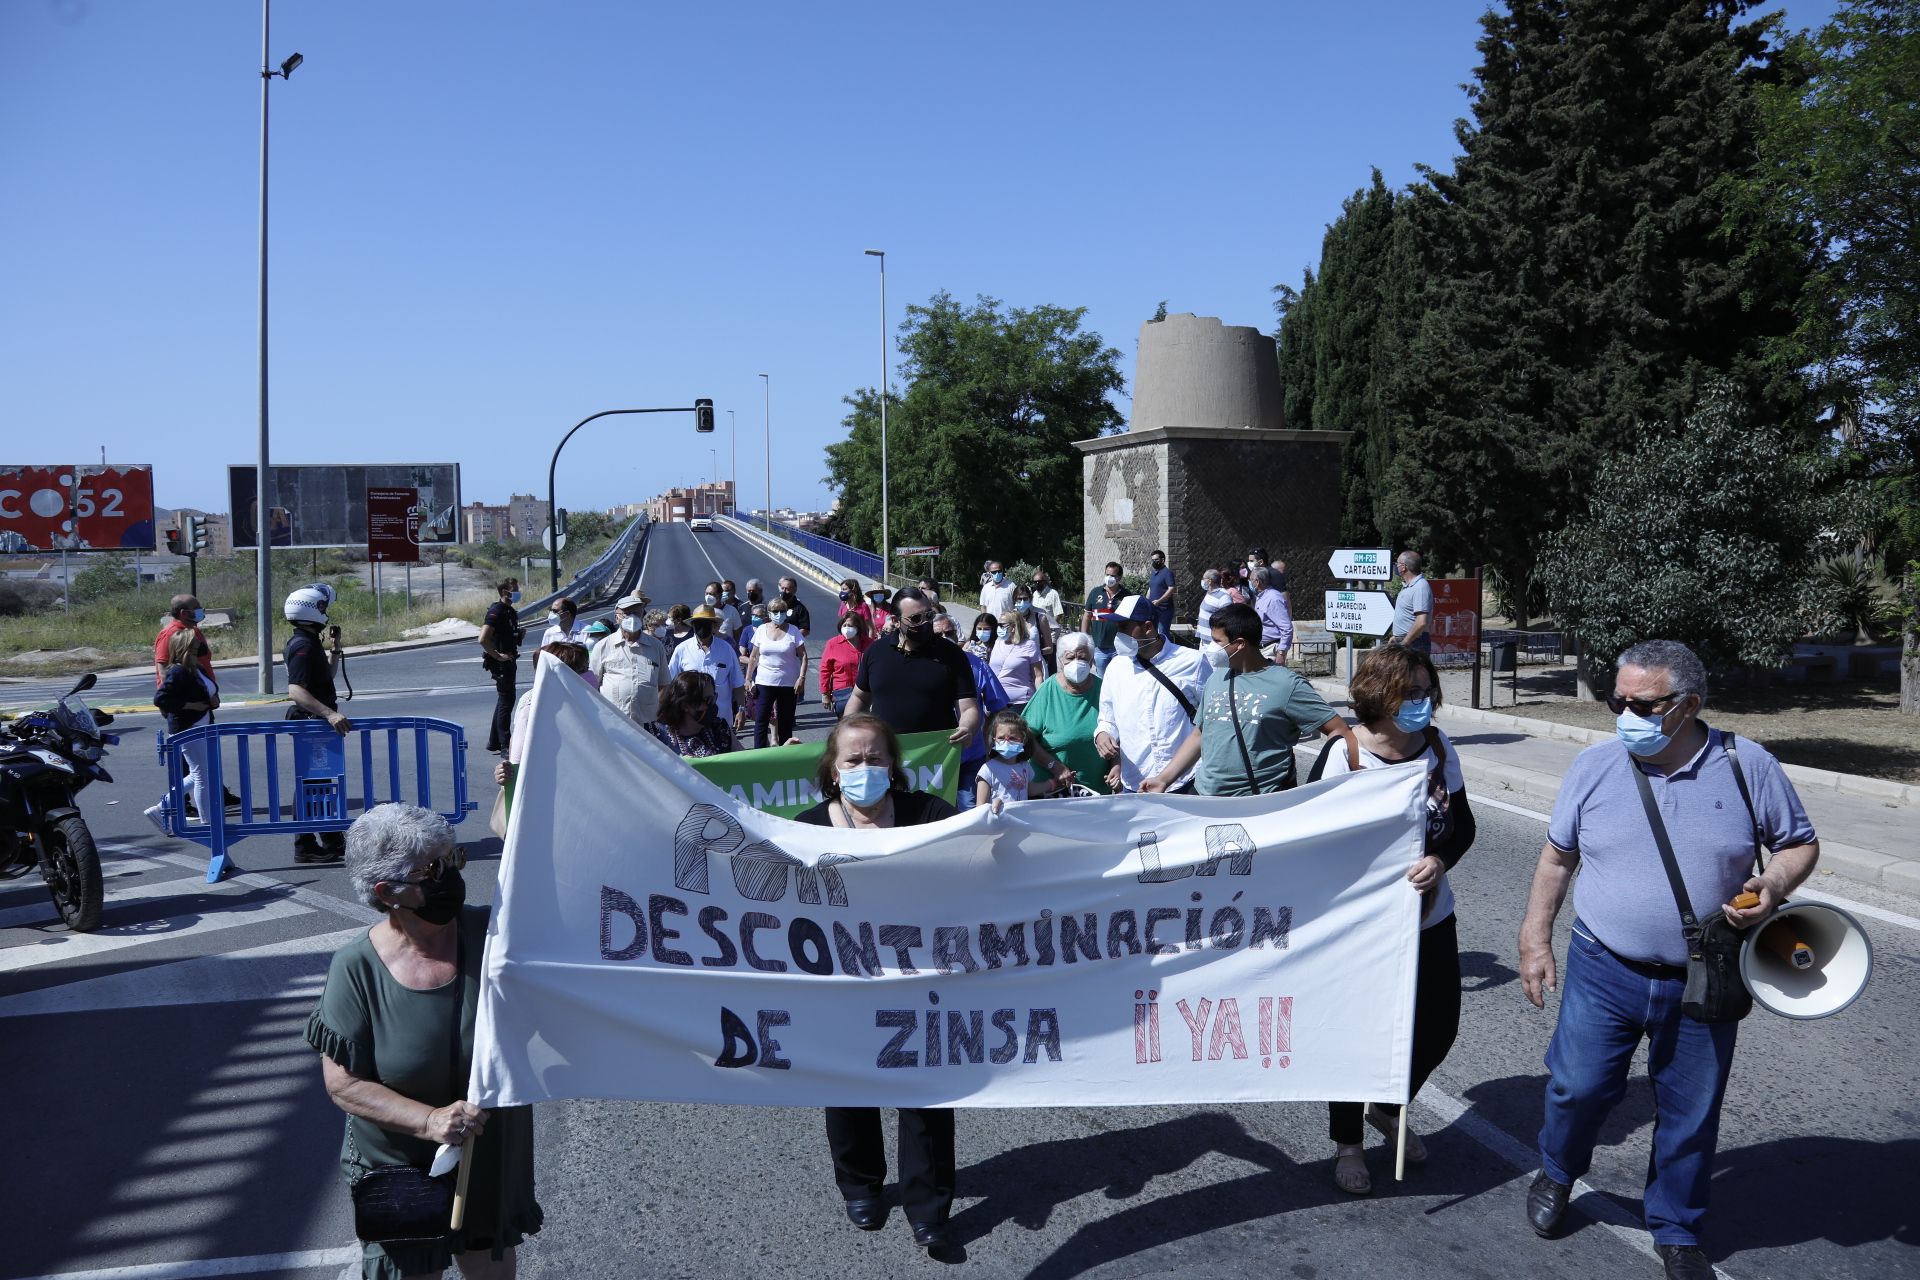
[366,486,422,564]
[227,464,460,550]
[0,464,156,552]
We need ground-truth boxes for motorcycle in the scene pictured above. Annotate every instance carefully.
[0,673,117,932]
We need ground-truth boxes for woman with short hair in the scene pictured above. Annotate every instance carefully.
[646,672,734,757]
[1020,631,1110,794]
[309,804,542,1280]
[818,609,872,717]
[792,715,958,1252]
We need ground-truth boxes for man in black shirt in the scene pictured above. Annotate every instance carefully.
[283,585,353,864]
[479,577,523,755]
[845,589,980,742]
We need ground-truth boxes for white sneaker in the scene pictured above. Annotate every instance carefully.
[143,803,169,837]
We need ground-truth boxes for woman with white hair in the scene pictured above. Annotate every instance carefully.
[1020,630,1111,793]
[308,804,542,1279]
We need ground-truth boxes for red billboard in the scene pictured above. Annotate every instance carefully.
[366,486,421,564]
[1429,576,1481,668]
[0,464,156,553]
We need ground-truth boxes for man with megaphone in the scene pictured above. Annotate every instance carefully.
[1516,640,1821,1280]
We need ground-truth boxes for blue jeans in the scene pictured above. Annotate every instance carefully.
[1093,647,1114,677]
[1538,920,1738,1246]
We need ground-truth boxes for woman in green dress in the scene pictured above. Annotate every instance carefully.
[1020,630,1110,793]
[308,804,541,1280]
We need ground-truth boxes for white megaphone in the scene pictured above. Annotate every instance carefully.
[1739,900,1873,1020]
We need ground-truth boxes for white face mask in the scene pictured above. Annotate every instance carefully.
[841,625,859,641]
[1104,574,1119,587]
[1113,631,1141,660]
[704,593,718,606]
[1062,659,1092,684]
[620,616,643,635]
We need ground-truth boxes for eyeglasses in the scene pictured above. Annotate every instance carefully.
[1606,691,1686,718]
[396,849,466,886]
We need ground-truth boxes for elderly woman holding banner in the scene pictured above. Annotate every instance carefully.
[793,714,959,1252]
[308,804,541,1279]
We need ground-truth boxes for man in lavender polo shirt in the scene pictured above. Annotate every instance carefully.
[1250,566,1293,664]
[1516,640,1819,1280]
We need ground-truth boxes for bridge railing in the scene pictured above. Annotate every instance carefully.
[727,513,883,581]
[518,515,650,622]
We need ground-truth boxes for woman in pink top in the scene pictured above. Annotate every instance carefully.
[987,609,1044,708]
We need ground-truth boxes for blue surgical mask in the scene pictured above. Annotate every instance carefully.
[993,740,1024,760]
[191,607,206,624]
[1015,600,1032,614]
[1393,697,1434,733]
[838,764,891,806]
[993,571,1006,584]
[1616,708,1673,758]
[996,626,1011,641]
[509,591,522,603]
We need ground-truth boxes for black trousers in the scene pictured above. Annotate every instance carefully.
[1329,912,1461,1144]
[752,684,797,749]
[485,658,517,753]
[824,1107,955,1223]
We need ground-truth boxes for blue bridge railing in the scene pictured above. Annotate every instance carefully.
[155,717,477,882]
[734,514,883,580]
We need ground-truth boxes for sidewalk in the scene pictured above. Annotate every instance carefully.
[1308,677,1920,897]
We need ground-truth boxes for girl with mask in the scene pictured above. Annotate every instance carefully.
[308,804,542,1280]
[1311,642,1474,1196]
[818,609,872,718]
[792,714,959,1252]
[1020,631,1110,793]
[965,612,997,662]
[974,708,1040,810]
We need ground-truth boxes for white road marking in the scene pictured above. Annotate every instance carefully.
[143,851,380,924]
[0,893,314,973]
[8,1246,358,1280]
[0,925,363,1017]
[0,872,243,931]
[686,519,728,583]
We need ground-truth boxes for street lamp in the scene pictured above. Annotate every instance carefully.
[546,401,711,592]
[255,0,302,695]
[864,249,890,584]
[759,373,771,530]
[727,409,737,515]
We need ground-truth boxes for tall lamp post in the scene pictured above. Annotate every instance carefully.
[546,401,713,592]
[255,2,302,695]
[758,373,771,530]
[864,249,890,583]
[727,409,737,515]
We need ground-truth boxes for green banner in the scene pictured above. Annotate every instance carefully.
[687,730,962,818]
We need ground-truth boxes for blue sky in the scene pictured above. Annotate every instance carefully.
[1,0,1838,523]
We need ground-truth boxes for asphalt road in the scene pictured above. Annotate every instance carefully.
[4,522,1916,1279]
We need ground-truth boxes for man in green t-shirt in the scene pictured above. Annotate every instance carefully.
[1142,603,1357,796]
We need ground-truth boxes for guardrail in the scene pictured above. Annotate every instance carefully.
[155,716,477,882]
[518,515,649,622]
[739,513,884,581]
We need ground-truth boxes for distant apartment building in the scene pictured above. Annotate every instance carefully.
[607,502,650,521]
[648,481,734,523]
[462,494,550,543]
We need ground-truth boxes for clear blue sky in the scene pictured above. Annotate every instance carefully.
[1,0,1838,523]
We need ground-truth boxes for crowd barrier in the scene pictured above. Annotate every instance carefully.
[154,717,477,882]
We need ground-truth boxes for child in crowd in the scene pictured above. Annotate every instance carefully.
[975,709,1052,810]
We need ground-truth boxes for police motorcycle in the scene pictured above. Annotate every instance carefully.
[0,673,117,932]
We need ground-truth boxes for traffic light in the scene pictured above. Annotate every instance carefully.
[165,528,184,555]
[694,398,715,433]
[189,515,210,554]
[555,508,569,539]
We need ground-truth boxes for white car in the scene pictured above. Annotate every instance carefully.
[688,516,714,532]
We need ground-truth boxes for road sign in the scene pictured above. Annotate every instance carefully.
[1323,588,1395,636]
[895,545,942,558]
[542,526,568,552]
[1327,548,1393,581]
[1429,577,1481,668]
[367,487,421,564]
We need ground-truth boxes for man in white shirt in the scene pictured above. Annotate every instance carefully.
[702,579,744,638]
[1095,596,1211,792]
[979,559,1016,618]
[669,605,747,727]
[590,592,668,725]
[1028,569,1065,627]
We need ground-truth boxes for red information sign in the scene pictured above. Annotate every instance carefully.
[366,486,421,564]
[1429,577,1481,669]
[0,464,156,553]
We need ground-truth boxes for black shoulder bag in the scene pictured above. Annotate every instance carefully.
[1137,656,1197,723]
[1628,737,1764,1024]
[348,922,478,1243]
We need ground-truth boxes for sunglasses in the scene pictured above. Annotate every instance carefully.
[396,849,467,886]
[1605,691,1686,718]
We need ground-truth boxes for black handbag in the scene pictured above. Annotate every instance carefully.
[348,922,477,1243]
[1628,738,1765,1024]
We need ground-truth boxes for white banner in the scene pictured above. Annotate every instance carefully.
[470,660,1428,1110]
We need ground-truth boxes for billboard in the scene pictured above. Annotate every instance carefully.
[366,486,422,564]
[1429,577,1482,669]
[227,464,460,550]
[0,464,156,552]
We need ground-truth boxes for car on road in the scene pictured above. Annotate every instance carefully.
[689,516,714,532]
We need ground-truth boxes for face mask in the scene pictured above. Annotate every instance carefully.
[993,571,1006,584]
[509,591,522,603]
[1113,632,1140,660]
[901,615,928,635]
[975,629,994,643]
[693,621,715,641]
[704,593,719,606]
[781,589,796,601]
[1617,706,1675,757]
[993,740,1024,759]
[869,594,888,606]
[838,763,891,806]
[191,607,206,624]
[841,625,859,641]
[1062,659,1092,684]
[620,616,643,635]
[1015,600,1032,613]
[769,609,788,622]
[408,867,466,927]
[839,590,851,601]
[1104,575,1119,588]
[547,613,562,626]
[996,627,1011,641]
[1393,696,1434,733]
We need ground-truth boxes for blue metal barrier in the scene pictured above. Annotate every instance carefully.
[154,717,478,882]
[728,513,884,580]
